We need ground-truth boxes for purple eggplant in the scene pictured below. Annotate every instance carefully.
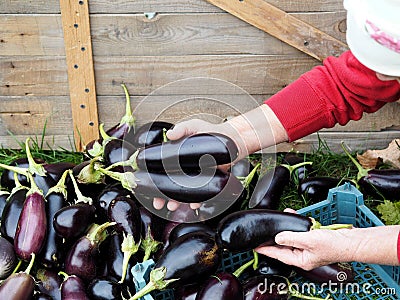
[107,196,141,282]
[174,284,200,300]
[0,236,17,279]
[295,262,354,283]
[40,170,69,268]
[44,161,76,183]
[0,253,36,300]
[36,268,63,300]
[242,275,289,300]
[135,133,238,171]
[131,121,173,148]
[64,222,115,282]
[196,272,244,300]
[283,152,314,181]
[253,255,292,278]
[0,190,10,218]
[139,206,164,261]
[103,138,137,170]
[88,277,131,300]
[216,209,351,252]
[342,142,400,200]
[59,272,90,300]
[14,173,47,260]
[169,222,215,244]
[33,293,53,300]
[130,232,221,299]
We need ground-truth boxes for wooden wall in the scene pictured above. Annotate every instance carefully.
[0,0,399,152]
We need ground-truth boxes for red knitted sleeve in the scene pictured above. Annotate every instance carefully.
[265,51,400,141]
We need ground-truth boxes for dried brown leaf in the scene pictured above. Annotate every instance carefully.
[357,139,400,169]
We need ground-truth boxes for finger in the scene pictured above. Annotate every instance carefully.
[274,231,310,249]
[255,245,302,267]
[166,120,198,140]
[190,202,201,210]
[166,199,180,211]
[283,208,297,214]
[153,197,166,210]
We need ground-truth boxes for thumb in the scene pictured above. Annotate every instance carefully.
[166,122,191,140]
[275,231,309,248]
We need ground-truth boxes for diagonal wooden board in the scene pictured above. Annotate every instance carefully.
[205,0,348,61]
[60,0,99,151]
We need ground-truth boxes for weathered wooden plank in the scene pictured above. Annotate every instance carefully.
[0,55,319,96]
[0,0,345,14]
[0,12,346,56]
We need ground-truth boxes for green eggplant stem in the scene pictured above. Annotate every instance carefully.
[311,218,352,230]
[25,138,47,177]
[242,162,261,189]
[46,169,69,198]
[340,142,369,181]
[24,253,35,275]
[68,170,93,205]
[119,233,141,283]
[120,83,136,128]
[281,161,313,177]
[141,227,162,262]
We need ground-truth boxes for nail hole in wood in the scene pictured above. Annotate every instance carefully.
[84,88,90,93]
[89,121,94,126]
[74,64,79,69]
[80,104,86,109]
[81,46,86,51]
[74,23,79,28]
[79,0,84,5]
[304,41,309,46]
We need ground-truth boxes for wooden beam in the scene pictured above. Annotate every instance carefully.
[205,0,349,61]
[60,0,99,151]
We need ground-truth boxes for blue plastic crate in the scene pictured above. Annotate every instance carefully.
[153,183,399,300]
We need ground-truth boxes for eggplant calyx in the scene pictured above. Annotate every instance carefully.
[26,172,43,197]
[46,169,70,199]
[87,140,104,158]
[310,218,353,230]
[129,267,178,300]
[119,232,141,283]
[241,162,261,189]
[10,173,29,196]
[96,167,138,192]
[0,190,10,196]
[0,162,29,178]
[281,161,313,177]
[341,142,369,182]
[107,150,139,172]
[68,170,93,205]
[119,83,136,128]
[25,138,47,177]
[77,157,105,185]
[141,227,162,262]
[162,128,169,142]
[86,222,116,246]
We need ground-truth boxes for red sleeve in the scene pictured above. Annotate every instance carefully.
[265,51,400,141]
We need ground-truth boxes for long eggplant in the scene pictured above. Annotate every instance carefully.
[64,222,115,282]
[134,133,238,171]
[168,222,215,244]
[0,253,36,300]
[36,268,63,300]
[342,142,400,200]
[0,190,9,220]
[0,236,17,280]
[139,206,164,262]
[195,272,244,300]
[131,121,173,148]
[59,272,90,300]
[216,209,351,252]
[242,275,289,300]
[294,262,354,283]
[88,277,131,300]
[129,232,221,299]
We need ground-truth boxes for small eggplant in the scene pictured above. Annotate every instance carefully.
[59,272,90,300]
[36,268,63,300]
[168,222,215,244]
[242,274,289,300]
[107,196,142,282]
[130,232,221,299]
[298,177,352,203]
[44,161,76,184]
[0,253,36,300]
[294,262,354,283]
[0,236,17,280]
[131,121,173,148]
[135,133,238,171]
[342,142,400,200]
[283,152,314,181]
[103,139,137,170]
[174,284,200,300]
[253,255,292,278]
[195,272,244,300]
[139,206,164,261]
[88,277,131,300]
[64,222,115,282]
[216,209,351,252]
[14,173,47,260]
[0,190,10,218]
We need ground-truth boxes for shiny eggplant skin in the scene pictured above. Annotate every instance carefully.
[169,223,215,244]
[136,133,238,171]
[283,153,313,181]
[140,206,165,242]
[1,188,27,241]
[108,196,141,240]
[0,236,17,279]
[174,284,199,300]
[298,177,352,203]
[134,169,243,203]
[0,191,9,219]
[217,209,312,252]
[0,272,35,300]
[44,162,76,183]
[61,275,90,300]
[36,268,62,300]
[295,262,354,283]
[14,191,47,260]
[359,169,400,200]
[249,166,289,209]
[131,121,174,148]
[106,123,135,143]
[88,278,131,300]
[195,272,244,300]
[103,139,137,168]
[154,232,221,288]
[243,275,288,300]
[53,203,96,240]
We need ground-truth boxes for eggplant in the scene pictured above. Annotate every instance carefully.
[242,275,289,300]
[174,284,200,300]
[1,185,28,241]
[253,255,292,278]
[135,133,238,171]
[130,232,221,299]
[64,222,115,282]
[103,139,137,170]
[0,190,10,218]
[88,277,131,300]
[33,293,53,300]
[36,268,63,300]
[295,262,354,283]
[298,177,352,203]
[169,222,215,244]
[14,174,47,260]
[44,161,76,184]
[283,152,314,181]
[131,121,173,148]
[107,196,141,282]
[139,206,164,261]
[0,236,17,280]
[0,253,36,300]
[195,272,244,300]
[60,273,90,300]
[216,209,351,252]
[341,143,400,200]
[40,170,69,268]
